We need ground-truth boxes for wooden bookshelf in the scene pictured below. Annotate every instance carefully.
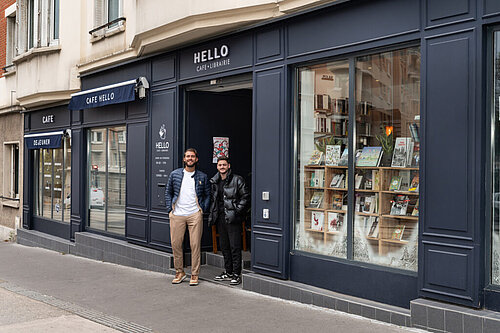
[302,164,419,255]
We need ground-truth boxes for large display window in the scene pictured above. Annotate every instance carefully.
[295,46,421,271]
[34,136,71,223]
[88,126,126,235]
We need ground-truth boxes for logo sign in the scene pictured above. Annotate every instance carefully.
[155,124,170,150]
[193,45,230,73]
[42,115,55,124]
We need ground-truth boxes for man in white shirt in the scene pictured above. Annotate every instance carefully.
[165,148,210,286]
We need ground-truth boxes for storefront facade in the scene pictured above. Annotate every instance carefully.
[22,0,500,312]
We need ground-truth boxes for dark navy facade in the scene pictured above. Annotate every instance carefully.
[21,0,500,313]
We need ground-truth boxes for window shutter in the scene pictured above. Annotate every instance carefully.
[94,0,104,28]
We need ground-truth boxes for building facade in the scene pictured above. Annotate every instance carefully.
[14,0,500,329]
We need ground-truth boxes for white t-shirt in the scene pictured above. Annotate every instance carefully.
[173,170,199,216]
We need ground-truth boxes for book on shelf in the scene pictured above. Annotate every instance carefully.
[332,193,344,210]
[391,225,406,241]
[338,148,349,166]
[308,150,324,165]
[354,174,364,189]
[399,170,411,191]
[408,175,419,192]
[330,173,345,188]
[390,195,409,216]
[310,169,325,187]
[389,176,402,191]
[327,212,344,232]
[373,170,380,190]
[412,199,419,216]
[367,217,379,238]
[411,150,420,168]
[308,191,324,208]
[311,211,324,231]
[392,137,413,168]
[362,194,378,214]
[325,145,342,166]
[315,94,331,110]
[356,146,383,167]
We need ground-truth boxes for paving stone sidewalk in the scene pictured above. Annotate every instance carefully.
[0,242,427,333]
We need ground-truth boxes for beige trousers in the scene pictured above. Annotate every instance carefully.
[169,210,203,276]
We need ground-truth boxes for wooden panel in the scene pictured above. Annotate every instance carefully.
[126,213,147,242]
[425,0,475,28]
[424,31,474,239]
[253,232,281,271]
[150,217,171,248]
[126,122,148,209]
[287,0,419,57]
[484,0,500,16]
[152,55,176,85]
[256,27,283,63]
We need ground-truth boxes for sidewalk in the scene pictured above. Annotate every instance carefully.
[0,242,426,332]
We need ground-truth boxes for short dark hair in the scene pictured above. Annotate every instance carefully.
[217,156,230,164]
[184,148,198,158]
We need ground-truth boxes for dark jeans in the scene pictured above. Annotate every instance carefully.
[217,218,242,276]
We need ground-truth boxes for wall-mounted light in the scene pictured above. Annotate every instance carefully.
[136,76,149,99]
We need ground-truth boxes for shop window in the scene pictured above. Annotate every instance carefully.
[88,126,126,235]
[17,0,60,54]
[3,143,20,207]
[492,30,500,285]
[294,46,421,271]
[34,136,71,223]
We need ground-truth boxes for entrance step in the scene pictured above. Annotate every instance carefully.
[206,250,251,270]
[17,229,74,254]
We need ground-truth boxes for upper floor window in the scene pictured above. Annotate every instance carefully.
[17,0,60,55]
[4,4,16,72]
[93,0,122,33]
[3,143,20,207]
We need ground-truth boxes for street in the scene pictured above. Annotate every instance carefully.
[0,242,426,332]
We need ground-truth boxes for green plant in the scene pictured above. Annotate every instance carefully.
[314,136,343,153]
[375,131,394,157]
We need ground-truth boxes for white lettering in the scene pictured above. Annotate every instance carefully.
[155,141,170,149]
[193,45,230,64]
[42,115,54,124]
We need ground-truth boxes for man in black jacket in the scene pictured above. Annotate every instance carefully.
[208,157,249,285]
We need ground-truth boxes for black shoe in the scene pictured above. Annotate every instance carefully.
[214,271,232,281]
[230,274,241,285]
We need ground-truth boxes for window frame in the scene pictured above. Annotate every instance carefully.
[3,142,20,208]
[291,42,421,274]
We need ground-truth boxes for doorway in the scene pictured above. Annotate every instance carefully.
[184,73,253,254]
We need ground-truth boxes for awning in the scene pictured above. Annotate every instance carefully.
[68,79,137,111]
[24,131,64,149]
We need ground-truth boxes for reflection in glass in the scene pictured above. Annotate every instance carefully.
[492,31,500,285]
[89,128,107,231]
[353,47,420,271]
[34,137,71,223]
[88,127,126,235]
[295,60,349,258]
[63,137,72,223]
[42,149,53,219]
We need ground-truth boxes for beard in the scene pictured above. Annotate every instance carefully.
[184,160,197,168]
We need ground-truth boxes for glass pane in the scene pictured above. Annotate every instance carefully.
[108,0,119,24]
[354,47,420,271]
[53,148,63,221]
[35,150,42,216]
[107,126,126,235]
[63,137,71,223]
[492,31,500,285]
[53,0,60,39]
[295,60,349,258]
[89,129,107,231]
[42,149,53,219]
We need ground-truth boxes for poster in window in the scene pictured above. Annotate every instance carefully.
[213,137,229,163]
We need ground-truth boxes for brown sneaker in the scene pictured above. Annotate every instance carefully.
[189,275,199,286]
[172,272,186,284]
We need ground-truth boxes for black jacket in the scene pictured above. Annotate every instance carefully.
[208,170,250,226]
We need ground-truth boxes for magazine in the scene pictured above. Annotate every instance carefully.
[408,175,419,192]
[338,148,349,166]
[390,195,409,216]
[356,146,383,167]
[327,212,344,232]
[367,218,379,238]
[332,193,344,210]
[389,176,402,191]
[412,199,419,216]
[325,145,342,166]
[308,191,324,208]
[391,225,405,241]
[392,137,412,168]
[330,173,344,188]
[311,211,324,231]
[308,150,324,165]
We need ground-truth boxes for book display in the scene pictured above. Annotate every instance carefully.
[296,47,420,270]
